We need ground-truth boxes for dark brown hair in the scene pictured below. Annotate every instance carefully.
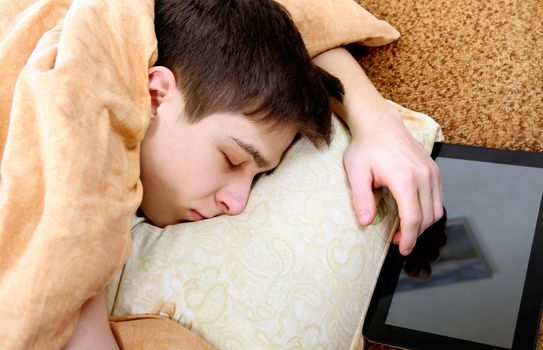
[154,0,344,146]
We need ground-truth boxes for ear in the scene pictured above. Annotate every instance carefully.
[148,66,178,118]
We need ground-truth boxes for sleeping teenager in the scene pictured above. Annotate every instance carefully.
[0,0,442,348]
[62,0,444,348]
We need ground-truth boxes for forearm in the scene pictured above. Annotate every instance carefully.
[313,47,401,136]
[62,291,119,350]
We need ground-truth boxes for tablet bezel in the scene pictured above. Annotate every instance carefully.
[363,143,543,350]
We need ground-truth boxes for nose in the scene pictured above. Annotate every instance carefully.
[215,178,251,216]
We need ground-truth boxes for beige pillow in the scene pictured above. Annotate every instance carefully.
[107,102,443,350]
[277,0,400,57]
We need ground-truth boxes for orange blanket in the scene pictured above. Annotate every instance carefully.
[0,0,156,347]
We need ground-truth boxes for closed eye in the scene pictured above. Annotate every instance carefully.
[222,152,237,169]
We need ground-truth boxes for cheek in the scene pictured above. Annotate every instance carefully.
[173,151,225,199]
[196,161,226,195]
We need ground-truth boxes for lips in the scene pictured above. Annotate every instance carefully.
[189,209,206,222]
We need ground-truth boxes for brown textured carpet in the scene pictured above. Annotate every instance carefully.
[355,0,542,153]
[352,0,543,349]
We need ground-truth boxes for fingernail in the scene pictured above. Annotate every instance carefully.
[402,247,412,255]
[359,210,371,223]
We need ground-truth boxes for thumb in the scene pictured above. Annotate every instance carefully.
[348,166,377,226]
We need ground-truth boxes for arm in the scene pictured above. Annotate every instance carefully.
[313,47,443,256]
[63,291,119,350]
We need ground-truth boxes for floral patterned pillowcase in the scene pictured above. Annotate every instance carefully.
[107,102,443,350]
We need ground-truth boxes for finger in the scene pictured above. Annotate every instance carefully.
[392,231,401,245]
[432,163,444,221]
[389,181,421,256]
[417,169,435,234]
[347,166,377,226]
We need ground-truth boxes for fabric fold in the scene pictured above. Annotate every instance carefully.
[0,0,157,348]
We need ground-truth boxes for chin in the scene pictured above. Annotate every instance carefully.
[138,207,175,228]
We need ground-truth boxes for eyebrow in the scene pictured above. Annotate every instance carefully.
[229,136,270,168]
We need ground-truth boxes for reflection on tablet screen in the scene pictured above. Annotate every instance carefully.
[385,157,543,349]
[395,216,492,293]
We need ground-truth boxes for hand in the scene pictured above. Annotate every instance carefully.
[344,109,444,256]
[311,46,444,254]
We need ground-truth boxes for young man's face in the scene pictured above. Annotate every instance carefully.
[139,67,297,227]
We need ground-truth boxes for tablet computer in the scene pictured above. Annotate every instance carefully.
[363,143,543,350]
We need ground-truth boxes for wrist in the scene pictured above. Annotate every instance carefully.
[346,102,403,138]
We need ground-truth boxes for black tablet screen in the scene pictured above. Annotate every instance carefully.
[384,156,543,348]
